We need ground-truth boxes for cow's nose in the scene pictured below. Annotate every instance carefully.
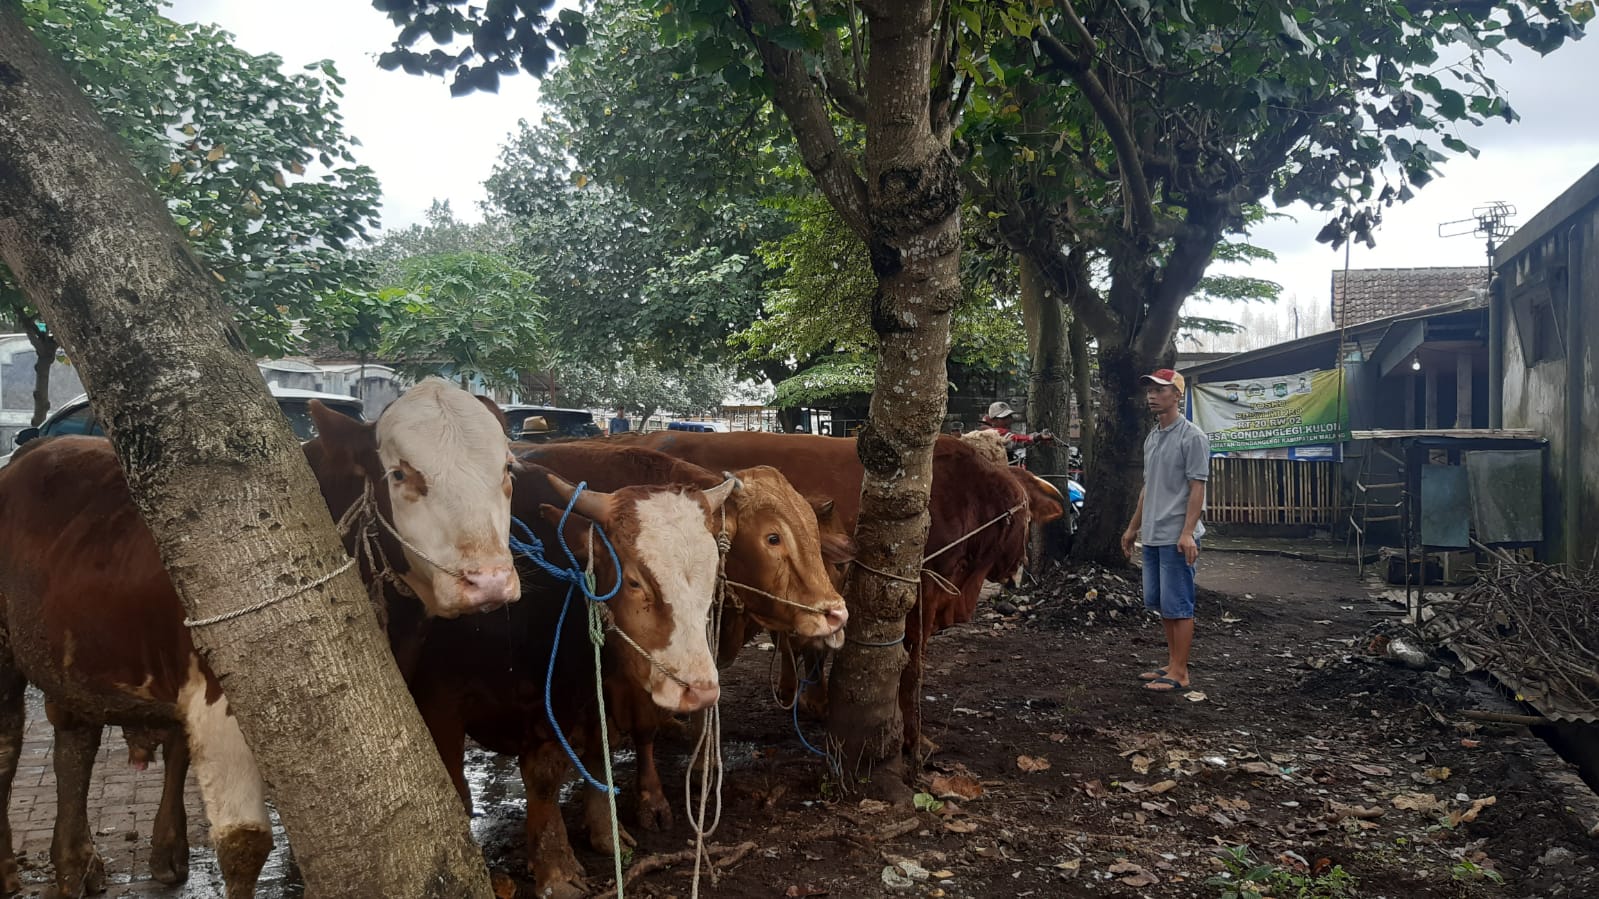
[677,680,721,712]
[461,565,518,605]
[824,605,849,633]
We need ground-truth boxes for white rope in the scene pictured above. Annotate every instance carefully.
[687,507,731,898]
[183,557,355,628]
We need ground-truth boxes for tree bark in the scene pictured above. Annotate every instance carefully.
[1071,344,1152,566]
[1069,315,1093,472]
[1019,257,1071,562]
[18,314,54,427]
[0,12,491,898]
[829,0,958,779]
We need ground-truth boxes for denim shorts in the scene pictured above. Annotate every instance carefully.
[1142,543,1197,619]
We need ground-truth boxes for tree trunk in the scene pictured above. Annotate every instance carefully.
[19,318,54,427]
[1069,316,1093,473]
[825,0,959,784]
[1071,344,1152,566]
[0,13,492,898]
[1018,258,1071,562]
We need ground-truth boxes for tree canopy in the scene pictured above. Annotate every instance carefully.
[15,0,382,354]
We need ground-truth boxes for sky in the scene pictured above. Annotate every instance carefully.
[169,1,1599,346]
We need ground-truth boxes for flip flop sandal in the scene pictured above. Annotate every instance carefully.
[1138,668,1167,681]
[1144,676,1188,692]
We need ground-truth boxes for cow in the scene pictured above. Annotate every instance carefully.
[406,461,740,899]
[610,430,1064,751]
[0,380,519,899]
[510,442,850,840]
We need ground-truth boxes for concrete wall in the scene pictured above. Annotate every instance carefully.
[1497,185,1599,564]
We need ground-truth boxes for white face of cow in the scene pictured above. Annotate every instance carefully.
[377,380,519,617]
[628,489,725,711]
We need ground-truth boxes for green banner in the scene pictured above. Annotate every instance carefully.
[1190,368,1349,452]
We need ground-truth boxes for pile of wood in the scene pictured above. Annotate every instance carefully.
[1430,556,1599,708]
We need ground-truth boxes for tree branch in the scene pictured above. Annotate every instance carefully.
[1034,13,1156,238]
[733,0,870,238]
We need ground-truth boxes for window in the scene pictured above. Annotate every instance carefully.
[42,403,100,438]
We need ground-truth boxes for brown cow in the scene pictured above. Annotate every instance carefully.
[0,380,518,898]
[407,463,739,899]
[511,442,850,840]
[612,430,1063,750]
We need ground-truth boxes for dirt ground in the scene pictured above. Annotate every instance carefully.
[472,551,1599,899]
[9,552,1596,898]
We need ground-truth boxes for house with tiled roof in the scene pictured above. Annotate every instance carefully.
[1331,266,1489,327]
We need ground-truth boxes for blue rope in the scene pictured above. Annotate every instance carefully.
[505,481,623,794]
[792,658,827,758]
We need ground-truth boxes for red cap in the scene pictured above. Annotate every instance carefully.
[1140,368,1186,394]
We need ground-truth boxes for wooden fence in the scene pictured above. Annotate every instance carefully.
[1207,458,1343,526]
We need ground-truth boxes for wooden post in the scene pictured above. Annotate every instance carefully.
[1456,352,1473,429]
[1424,366,1439,429]
[1405,373,1417,427]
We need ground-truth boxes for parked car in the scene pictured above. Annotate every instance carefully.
[501,405,602,442]
[0,385,365,470]
[666,420,728,433]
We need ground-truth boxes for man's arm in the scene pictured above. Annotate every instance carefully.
[1177,481,1205,565]
[1121,487,1146,558]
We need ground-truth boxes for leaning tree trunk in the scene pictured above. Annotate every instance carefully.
[1071,343,1153,566]
[826,0,961,785]
[1018,258,1071,562]
[0,13,492,898]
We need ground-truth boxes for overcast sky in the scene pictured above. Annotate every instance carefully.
[169,1,1599,333]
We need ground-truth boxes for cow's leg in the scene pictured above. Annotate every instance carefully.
[180,682,271,899]
[148,729,190,885]
[522,743,585,899]
[0,646,26,894]
[579,749,638,853]
[43,705,105,898]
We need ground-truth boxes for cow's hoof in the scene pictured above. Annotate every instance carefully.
[1,856,20,894]
[530,857,586,899]
[634,791,674,832]
[149,840,190,885]
[216,826,271,899]
[587,820,636,855]
[46,851,105,898]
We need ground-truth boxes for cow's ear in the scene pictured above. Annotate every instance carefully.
[310,400,375,472]
[474,395,509,433]
[807,496,836,523]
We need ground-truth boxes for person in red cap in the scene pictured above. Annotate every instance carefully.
[1120,368,1209,692]
[980,401,1054,456]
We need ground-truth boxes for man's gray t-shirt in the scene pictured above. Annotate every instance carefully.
[1140,416,1211,546]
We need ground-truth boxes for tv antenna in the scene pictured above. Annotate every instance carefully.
[1438,202,1516,288]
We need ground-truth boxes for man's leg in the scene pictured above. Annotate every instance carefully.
[1139,546,1169,680]
[1148,545,1196,690]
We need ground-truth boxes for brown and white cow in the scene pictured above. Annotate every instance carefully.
[511,442,850,839]
[0,380,518,898]
[611,430,1063,750]
[407,463,739,899]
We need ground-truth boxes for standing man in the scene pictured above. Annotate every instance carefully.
[1120,369,1210,692]
[608,407,631,435]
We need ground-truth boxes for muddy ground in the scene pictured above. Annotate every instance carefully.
[474,552,1599,899]
[11,552,1596,898]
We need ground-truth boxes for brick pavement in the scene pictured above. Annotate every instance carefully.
[10,690,299,898]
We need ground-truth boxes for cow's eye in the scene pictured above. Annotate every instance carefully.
[766,533,781,546]
[626,578,643,590]
[389,469,405,483]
